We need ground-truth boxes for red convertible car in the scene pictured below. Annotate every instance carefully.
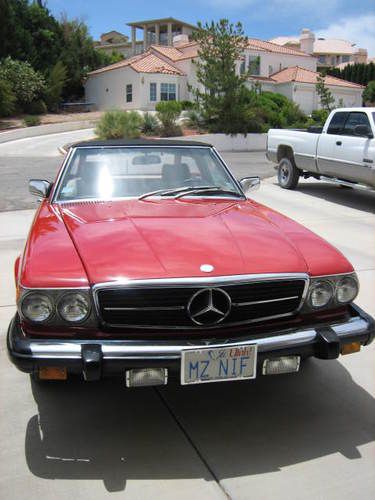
[7,139,374,386]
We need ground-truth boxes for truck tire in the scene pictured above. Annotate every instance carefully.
[278,157,300,190]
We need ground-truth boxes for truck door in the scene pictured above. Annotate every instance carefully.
[317,111,374,185]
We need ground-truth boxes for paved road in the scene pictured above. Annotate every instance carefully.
[0,129,274,211]
[0,131,374,500]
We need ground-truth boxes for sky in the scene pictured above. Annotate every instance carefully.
[47,0,375,56]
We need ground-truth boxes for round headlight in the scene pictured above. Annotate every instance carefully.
[58,292,90,323]
[21,293,53,322]
[336,276,358,304]
[309,281,334,308]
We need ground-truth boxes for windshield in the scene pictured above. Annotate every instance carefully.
[56,147,241,201]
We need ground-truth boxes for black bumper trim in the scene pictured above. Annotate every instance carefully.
[7,304,375,378]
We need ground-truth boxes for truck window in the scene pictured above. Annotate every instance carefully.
[327,112,349,135]
[342,112,371,136]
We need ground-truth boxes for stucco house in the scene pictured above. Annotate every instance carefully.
[85,28,364,114]
[270,29,368,69]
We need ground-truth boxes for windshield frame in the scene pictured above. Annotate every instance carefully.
[51,145,245,204]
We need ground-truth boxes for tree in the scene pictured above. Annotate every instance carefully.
[316,74,335,112]
[0,57,45,109]
[44,61,67,111]
[191,19,250,133]
[363,81,375,104]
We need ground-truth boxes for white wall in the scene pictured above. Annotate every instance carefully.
[85,67,188,111]
[244,49,317,77]
[85,67,142,110]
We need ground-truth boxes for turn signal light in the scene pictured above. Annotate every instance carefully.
[341,342,361,355]
[39,367,67,380]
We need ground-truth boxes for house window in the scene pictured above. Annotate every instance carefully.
[126,84,132,103]
[150,83,157,101]
[248,56,260,76]
[342,55,350,63]
[160,83,176,101]
[239,59,246,74]
[318,55,326,64]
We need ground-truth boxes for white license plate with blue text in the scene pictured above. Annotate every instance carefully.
[181,344,257,385]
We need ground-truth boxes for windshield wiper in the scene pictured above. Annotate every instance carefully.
[174,186,243,199]
[138,186,193,200]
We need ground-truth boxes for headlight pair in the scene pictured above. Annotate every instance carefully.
[21,291,91,324]
[308,275,358,309]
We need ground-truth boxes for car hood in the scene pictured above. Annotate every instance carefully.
[57,198,352,284]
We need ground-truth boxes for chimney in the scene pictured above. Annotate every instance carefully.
[300,28,315,54]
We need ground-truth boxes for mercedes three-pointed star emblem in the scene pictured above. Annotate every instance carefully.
[187,288,232,326]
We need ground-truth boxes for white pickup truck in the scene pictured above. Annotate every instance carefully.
[267,107,375,190]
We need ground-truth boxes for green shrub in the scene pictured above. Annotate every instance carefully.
[184,109,206,131]
[180,100,194,110]
[141,112,159,135]
[155,101,182,137]
[363,80,375,103]
[280,101,307,126]
[311,109,329,124]
[25,99,47,115]
[95,110,143,139]
[23,115,41,127]
[0,79,16,117]
[0,57,45,110]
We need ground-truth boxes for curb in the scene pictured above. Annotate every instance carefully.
[0,119,97,145]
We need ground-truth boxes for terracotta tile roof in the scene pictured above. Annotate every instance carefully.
[270,66,364,88]
[150,42,199,61]
[247,38,312,57]
[88,52,185,76]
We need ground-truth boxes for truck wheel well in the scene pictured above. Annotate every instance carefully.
[277,146,295,163]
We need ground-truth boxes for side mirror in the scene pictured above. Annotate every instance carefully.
[29,179,52,198]
[353,124,373,138]
[240,176,260,197]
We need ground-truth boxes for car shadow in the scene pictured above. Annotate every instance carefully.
[25,358,375,492]
[283,180,375,214]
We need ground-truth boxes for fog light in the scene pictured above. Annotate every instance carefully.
[262,356,300,375]
[126,368,168,388]
[341,342,361,355]
[39,367,67,380]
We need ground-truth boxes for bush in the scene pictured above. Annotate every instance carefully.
[311,109,329,124]
[363,80,375,103]
[0,79,16,117]
[23,115,41,127]
[25,99,47,115]
[95,110,143,139]
[280,101,307,126]
[184,109,206,131]
[141,112,159,135]
[0,57,45,110]
[155,101,182,137]
[180,100,194,110]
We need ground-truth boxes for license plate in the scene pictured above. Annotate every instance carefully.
[181,344,257,385]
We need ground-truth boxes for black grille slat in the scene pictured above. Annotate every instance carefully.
[97,279,306,329]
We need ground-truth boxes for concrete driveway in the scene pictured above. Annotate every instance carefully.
[0,131,374,499]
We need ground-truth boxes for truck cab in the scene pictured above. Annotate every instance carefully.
[267,107,375,190]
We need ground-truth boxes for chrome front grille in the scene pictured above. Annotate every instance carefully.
[95,275,308,330]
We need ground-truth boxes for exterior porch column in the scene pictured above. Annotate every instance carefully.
[131,26,136,55]
[155,23,160,45]
[143,24,148,51]
[167,22,172,46]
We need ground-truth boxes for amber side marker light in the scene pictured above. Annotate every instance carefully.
[341,342,361,355]
[39,367,67,380]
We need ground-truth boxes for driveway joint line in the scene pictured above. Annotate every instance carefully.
[155,387,231,499]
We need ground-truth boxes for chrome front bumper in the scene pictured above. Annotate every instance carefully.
[7,304,374,380]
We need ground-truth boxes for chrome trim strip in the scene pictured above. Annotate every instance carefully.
[93,273,309,330]
[317,155,368,168]
[295,152,315,159]
[232,295,299,307]
[23,315,369,360]
[104,306,185,311]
